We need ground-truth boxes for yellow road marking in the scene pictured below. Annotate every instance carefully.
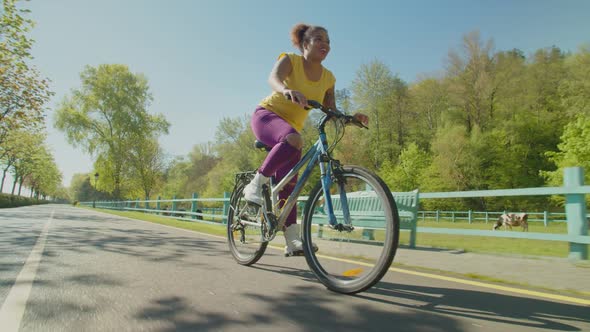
[268,245,590,306]
[342,268,364,277]
[388,267,590,306]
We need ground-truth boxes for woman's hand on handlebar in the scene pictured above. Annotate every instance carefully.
[283,89,308,108]
[352,113,369,127]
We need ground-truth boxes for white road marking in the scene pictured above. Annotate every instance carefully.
[0,210,54,331]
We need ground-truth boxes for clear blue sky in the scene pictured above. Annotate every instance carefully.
[20,0,590,187]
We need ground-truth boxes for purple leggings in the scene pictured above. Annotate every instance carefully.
[251,106,301,227]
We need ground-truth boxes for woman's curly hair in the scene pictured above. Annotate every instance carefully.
[290,23,327,53]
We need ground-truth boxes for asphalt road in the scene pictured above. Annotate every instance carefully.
[0,204,588,332]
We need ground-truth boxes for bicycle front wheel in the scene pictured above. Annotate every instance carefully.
[302,165,400,294]
[227,174,268,265]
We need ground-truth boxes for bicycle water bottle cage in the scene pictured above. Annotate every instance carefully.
[254,140,271,152]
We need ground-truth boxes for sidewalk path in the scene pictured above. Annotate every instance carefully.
[393,246,590,294]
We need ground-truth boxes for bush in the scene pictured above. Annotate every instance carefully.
[0,194,50,208]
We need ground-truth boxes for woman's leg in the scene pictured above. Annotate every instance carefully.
[250,107,302,227]
[275,149,301,228]
[251,107,301,177]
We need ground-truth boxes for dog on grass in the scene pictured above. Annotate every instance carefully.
[493,213,529,232]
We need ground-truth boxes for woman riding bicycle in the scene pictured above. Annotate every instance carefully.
[243,23,368,256]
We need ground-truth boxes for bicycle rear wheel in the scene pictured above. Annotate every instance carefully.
[227,173,268,265]
[302,165,400,294]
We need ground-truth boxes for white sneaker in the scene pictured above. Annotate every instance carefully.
[284,224,318,257]
[243,172,269,206]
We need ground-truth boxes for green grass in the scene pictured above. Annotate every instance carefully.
[93,208,227,237]
[405,220,582,257]
[418,220,568,233]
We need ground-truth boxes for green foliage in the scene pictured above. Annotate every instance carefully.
[0,193,49,208]
[0,0,52,142]
[407,78,449,150]
[69,172,111,202]
[379,143,430,192]
[0,0,60,199]
[351,60,410,168]
[559,45,590,117]
[55,64,169,199]
[543,114,590,206]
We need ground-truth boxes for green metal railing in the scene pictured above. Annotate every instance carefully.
[81,167,589,260]
[418,210,568,226]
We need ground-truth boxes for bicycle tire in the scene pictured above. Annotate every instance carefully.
[227,174,268,265]
[302,165,400,294]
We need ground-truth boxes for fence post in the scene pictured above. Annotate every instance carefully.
[145,196,149,211]
[223,192,230,224]
[468,210,472,224]
[156,196,161,215]
[544,211,549,227]
[172,196,177,215]
[436,210,439,222]
[485,211,489,224]
[563,167,588,260]
[191,193,198,220]
[452,211,455,223]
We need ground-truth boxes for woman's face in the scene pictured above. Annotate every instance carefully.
[303,30,330,61]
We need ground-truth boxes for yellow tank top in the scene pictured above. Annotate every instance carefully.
[259,53,336,132]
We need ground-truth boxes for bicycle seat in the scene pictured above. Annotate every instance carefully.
[254,140,271,151]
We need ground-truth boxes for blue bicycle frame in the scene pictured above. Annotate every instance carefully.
[268,116,352,230]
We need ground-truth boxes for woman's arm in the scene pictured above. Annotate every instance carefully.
[323,86,369,126]
[323,86,337,111]
[268,56,307,107]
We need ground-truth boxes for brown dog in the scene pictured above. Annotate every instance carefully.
[493,213,529,231]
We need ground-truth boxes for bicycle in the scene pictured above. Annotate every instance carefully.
[227,100,400,294]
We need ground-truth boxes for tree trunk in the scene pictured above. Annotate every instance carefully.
[0,168,7,193]
[17,177,23,196]
[11,174,17,195]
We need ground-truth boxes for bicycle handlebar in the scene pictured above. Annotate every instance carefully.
[285,95,368,129]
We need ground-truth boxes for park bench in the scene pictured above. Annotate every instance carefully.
[313,189,419,248]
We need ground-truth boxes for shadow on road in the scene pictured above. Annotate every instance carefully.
[358,281,590,331]
[133,286,465,332]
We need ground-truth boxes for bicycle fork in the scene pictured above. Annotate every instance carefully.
[320,160,354,232]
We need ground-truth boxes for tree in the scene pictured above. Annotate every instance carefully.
[0,0,52,143]
[202,114,258,197]
[182,143,220,197]
[69,173,106,202]
[407,77,449,150]
[0,128,43,194]
[379,143,430,191]
[159,156,192,199]
[54,64,169,199]
[544,114,590,185]
[446,31,495,132]
[351,60,410,168]
[559,45,590,118]
[126,137,166,199]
